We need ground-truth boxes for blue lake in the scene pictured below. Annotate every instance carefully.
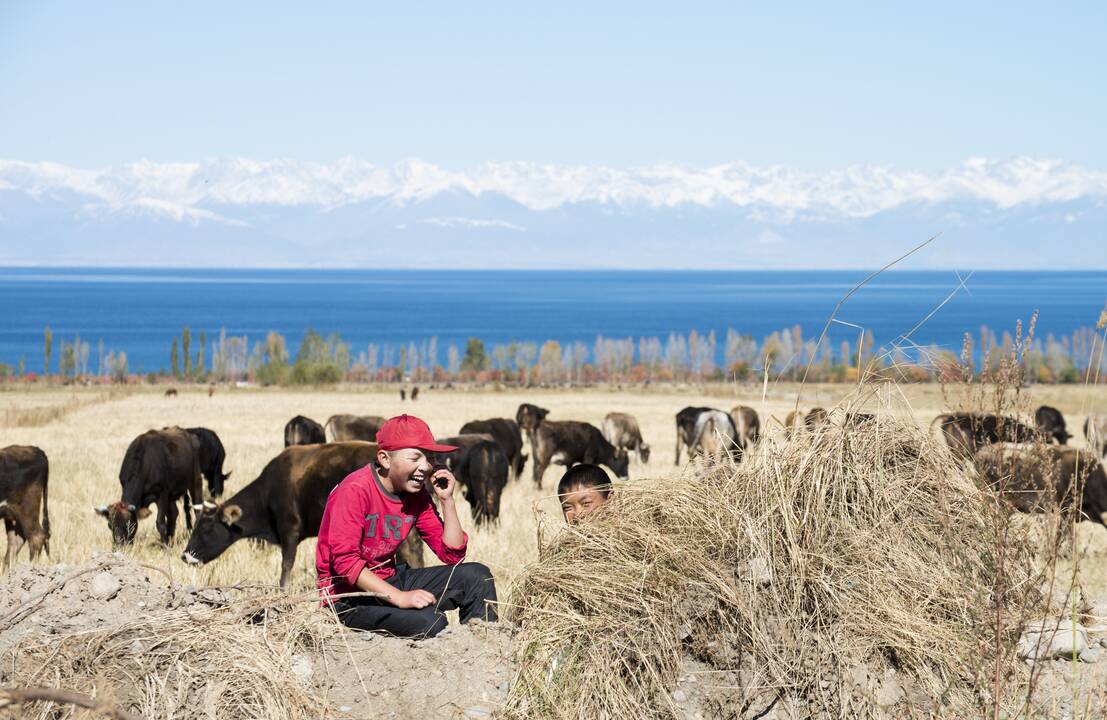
[0,268,1103,373]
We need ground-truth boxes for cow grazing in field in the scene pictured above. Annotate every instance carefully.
[691,409,741,461]
[674,406,712,465]
[182,442,409,588]
[284,415,326,447]
[516,403,550,453]
[96,427,202,545]
[325,414,386,442]
[435,435,510,525]
[1035,405,1071,445]
[532,421,629,488]
[933,412,1039,458]
[459,418,527,479]
[400,388,406,401]
[164,388,178,397]
[973,444,1107,528]
[729,406,761,456]
[412,386,419,401]
[603,412,650,463]
[1087,415,1107,458]
[184,427,231,498]
[0,445,50,568]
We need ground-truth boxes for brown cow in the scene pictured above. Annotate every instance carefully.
[933,412,1038,458]
[325,414,386,442]
[603,412,650,463]
[181,442,424,587]
[729,405,760,456]
[973,444,1107,527]
[0,445,50,568]
[532,421,628,488]
[516,403,550,456]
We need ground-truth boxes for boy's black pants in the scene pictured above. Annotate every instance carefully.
[332,562,497,639]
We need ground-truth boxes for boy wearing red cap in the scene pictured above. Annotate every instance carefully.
[316,414,498,638]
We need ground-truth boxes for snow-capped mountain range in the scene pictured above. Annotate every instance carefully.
[1,156,1104,268]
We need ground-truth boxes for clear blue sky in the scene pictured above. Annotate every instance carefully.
[2,1,1104,170]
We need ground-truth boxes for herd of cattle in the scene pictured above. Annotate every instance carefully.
[2,404,1107,587]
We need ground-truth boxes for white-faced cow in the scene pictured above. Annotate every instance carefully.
[0,445,50,568]
[182,441,424,588]
[532,421,629,489]
[284,415,326,447]
[973,444,1107,528]
[325,414,386,442]
[435,435,510,525]
[458,418,527,480]
[95,427,203,545]
[602,412,650,463]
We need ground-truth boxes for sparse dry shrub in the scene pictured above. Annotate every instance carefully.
[504,404,1046,718]
[2,591,333,719]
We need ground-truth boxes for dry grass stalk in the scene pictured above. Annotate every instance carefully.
[504,401,1044,718]
[1,591,337,720]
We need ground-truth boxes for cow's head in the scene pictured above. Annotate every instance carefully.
[93,501,152,545]
[516,404,549,431]
[608,447,630,479]
[181,502,243,566]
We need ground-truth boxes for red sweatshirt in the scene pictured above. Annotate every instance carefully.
[315,462,468,598]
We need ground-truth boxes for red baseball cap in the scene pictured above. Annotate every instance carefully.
[376,414,457,453]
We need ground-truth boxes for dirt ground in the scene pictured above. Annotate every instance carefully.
[1,382,1106,718]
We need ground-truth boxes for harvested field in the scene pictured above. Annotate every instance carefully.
[1,382,1106,718]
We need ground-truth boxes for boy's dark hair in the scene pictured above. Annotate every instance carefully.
[557,464,612,498]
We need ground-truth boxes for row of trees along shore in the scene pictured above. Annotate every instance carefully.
[3,319,1105,385]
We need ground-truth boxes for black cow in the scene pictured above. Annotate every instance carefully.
[0,445,50,568]
[516,403,549,455]
[974,444,1107,528]
[934,412,1039,458]
[459,418,527,479]
[284,415,326,447]
[532,421,629,488]
[184,427,231,497]
[326,414,386,442]
[182,441,386,588]
[1034,405,1071,445]
[603,412,650,463]
[436,435,510,525]
[96,427,202,545]
[674,406,711,465]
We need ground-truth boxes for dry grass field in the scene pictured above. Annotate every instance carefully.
[1,381,1105,595]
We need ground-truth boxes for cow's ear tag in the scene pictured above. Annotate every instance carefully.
[222,504,243,525]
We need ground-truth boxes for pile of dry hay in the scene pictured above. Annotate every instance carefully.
[1,590,332,719]
[505,413,1046,718]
